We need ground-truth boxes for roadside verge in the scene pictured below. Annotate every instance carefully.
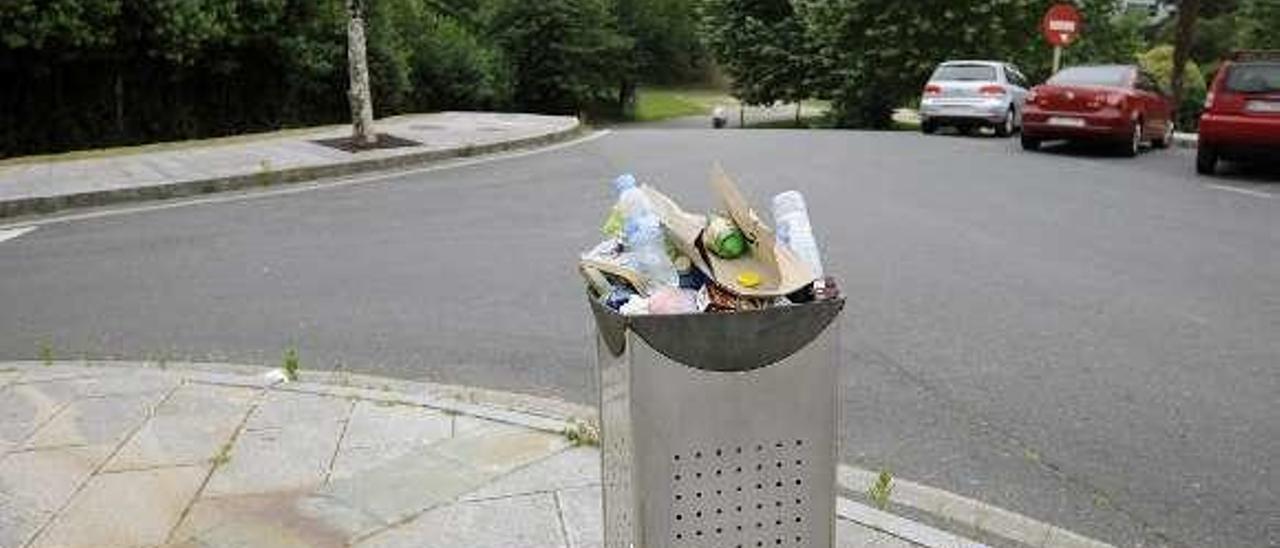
[0,113,584,219]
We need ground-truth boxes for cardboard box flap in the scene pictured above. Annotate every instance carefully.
[708,164,816,297]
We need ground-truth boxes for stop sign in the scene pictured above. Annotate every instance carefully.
[1042,4,1082,47]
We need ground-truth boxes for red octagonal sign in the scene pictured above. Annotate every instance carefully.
[1042,4,1082,47]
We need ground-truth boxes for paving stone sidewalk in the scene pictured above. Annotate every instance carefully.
[0,112,581,218]
[0,361,982,548]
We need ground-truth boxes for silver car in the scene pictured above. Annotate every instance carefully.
[920,60,1030,137]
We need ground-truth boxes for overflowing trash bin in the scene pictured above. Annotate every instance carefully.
[582,165,845,548]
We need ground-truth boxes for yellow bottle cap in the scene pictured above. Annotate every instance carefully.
[737,271,761,288]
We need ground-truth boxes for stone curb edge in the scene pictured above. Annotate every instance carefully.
[0,360,594,438]
[0,360,1113,548]
[837,468,1112,548]
[1171,132,1198,150]
[0,120,586,219]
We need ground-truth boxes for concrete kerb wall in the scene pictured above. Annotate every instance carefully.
[2,359,1113,548]
[0,121,586,219]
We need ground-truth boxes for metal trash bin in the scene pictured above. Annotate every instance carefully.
[591,297,845,548]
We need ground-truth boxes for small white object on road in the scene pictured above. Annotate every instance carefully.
[261,368,290,385]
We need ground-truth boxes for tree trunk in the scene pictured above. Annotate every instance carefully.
[795,103,802,126]
[1170,0,1201,112]
[347,0,377,147]
[114,70,125,138]
[618,79,636,120]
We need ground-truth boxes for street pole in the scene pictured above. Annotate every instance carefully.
[1052,45,1062,74]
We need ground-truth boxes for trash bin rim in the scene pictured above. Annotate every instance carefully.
[589,296,844,372]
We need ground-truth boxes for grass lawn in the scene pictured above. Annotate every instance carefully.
[634,87,736,122]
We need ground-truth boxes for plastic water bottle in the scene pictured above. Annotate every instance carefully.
[771,190,824,278]
[613,174,678,289]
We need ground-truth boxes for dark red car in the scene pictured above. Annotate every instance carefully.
[1197,51,1280,175]
[1021,64,1175,157]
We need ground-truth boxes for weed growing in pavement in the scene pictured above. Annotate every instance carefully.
[39,342,53,366]
[868,469,894,510]
[256,159,275,186]
[150,352,171,370]
[282,347,300,381]
[210,441,234,467]
[563,419,600,447]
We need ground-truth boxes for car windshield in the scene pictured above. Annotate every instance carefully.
[1049,66,1131,87]
[1224,63,1280,93]
[931,65,997,82]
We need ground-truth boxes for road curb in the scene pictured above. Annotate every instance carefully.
[836,467,1113,548]
[1,360,1113,548]
[0,120,586,219]
[1171,132,1198,149]
[0,360,593,437]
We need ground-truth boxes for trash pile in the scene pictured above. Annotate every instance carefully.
[580,165,839,315]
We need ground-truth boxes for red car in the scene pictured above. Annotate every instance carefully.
[1021,64,1175,157]
[1197,51,1280,175]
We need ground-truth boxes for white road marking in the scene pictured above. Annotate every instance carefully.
[0,226,36,244]
[0,129,613,231]
[1206,184,1275,199]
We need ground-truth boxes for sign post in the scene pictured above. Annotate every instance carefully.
[1042,4,1082,74]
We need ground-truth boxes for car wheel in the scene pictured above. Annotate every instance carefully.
[1120,120,1142,157]
[921,120,937,135]
[1196,146,1218,175]
[1020,134,1041,151]
[994,109,1015,138]
[1152,121,1173,149]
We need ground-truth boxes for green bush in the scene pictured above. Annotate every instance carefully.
[1138,45,1207,130]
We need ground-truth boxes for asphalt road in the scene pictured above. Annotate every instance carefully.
[2,128,1277,547]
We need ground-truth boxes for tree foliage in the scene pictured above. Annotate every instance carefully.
[623,0,708,84]
[775,0,1147,128]
[486,0,630,114]
[0,0,695,156]
[1239,0,1280,50]
[699,0,819,107]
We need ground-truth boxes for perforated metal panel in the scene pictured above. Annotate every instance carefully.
[669,440,816,547]
[593,299,842,548]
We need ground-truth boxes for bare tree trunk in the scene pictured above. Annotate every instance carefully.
[795,103,802,126]
[347,0,377,147]
[1170,0,1201,111]
[114,70,125,137]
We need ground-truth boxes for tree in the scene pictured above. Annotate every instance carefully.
[1169,0,1201,117]
[623,0,707,84]
[488,0,630,115]
[700,0,820,111]
[347,0,377,146]
[1239,0,1280,50]
[1068,1,1146,71]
